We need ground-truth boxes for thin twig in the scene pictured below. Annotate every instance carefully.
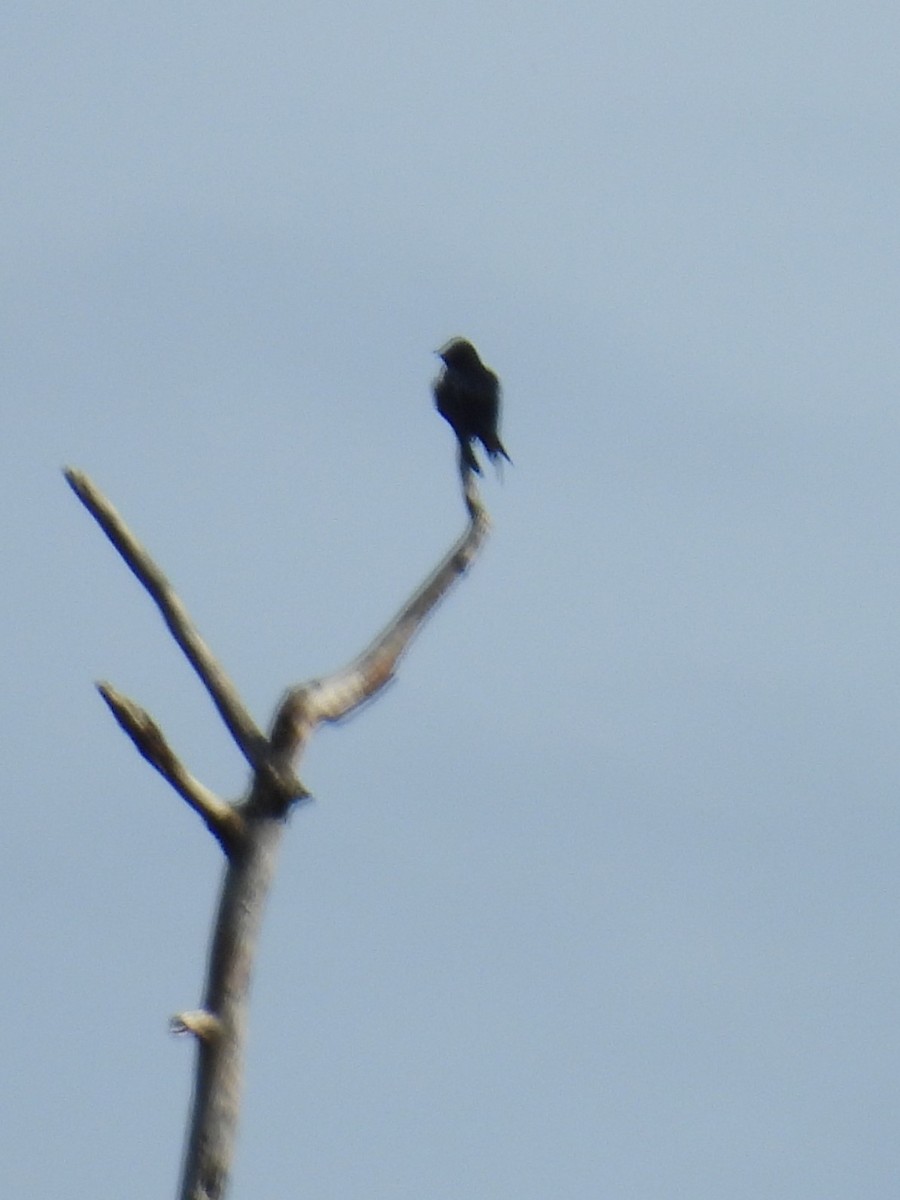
[97,683,245,852]
[65,469,266,772]
[270,483,490,756]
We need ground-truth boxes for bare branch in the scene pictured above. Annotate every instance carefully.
[70,457,496,1200]
[270,478,490,758]
[65,469,266,772]
[97,683,246,851]
[171,1010,223,1044]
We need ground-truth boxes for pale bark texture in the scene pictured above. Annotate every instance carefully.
[66,467,491,1200]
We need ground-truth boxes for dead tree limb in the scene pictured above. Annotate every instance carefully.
[66,465,491,1200]
[66,469,268,773]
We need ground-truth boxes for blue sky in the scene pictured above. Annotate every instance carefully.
[5,3,900,1196]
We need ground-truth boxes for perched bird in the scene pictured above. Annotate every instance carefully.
[433,338,511,476]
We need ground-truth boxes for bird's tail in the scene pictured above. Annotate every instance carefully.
[487,438,512,467]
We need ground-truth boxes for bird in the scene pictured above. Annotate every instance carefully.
[433,338,511,476]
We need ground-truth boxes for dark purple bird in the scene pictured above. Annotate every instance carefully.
[433,338,511,476]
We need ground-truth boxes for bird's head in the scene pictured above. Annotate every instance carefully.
[437,337,482,369]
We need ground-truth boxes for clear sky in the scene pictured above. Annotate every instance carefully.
[5,3,900,1196]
